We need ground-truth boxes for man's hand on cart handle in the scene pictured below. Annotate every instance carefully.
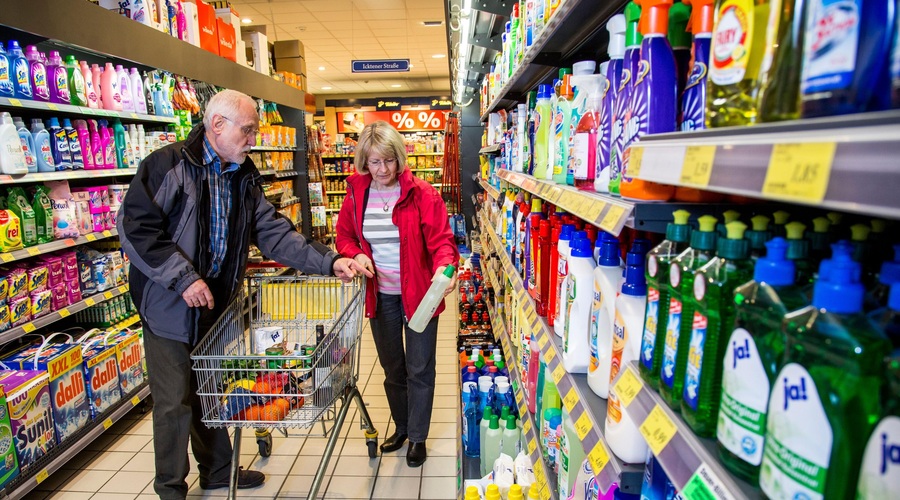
[435,265,457,297]
[334,257,375,282]
[183,279,215,309]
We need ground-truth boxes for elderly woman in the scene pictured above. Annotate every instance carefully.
[335,121,458,467]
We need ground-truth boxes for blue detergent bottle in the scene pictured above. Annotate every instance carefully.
[30,119,54,172]
[463,385,480,457]
[800,0,895,117]
[62,119,84,170]
[681,0,715,131]
[0,42,14,98]
[8,41,31,99]
[46,117,71,170]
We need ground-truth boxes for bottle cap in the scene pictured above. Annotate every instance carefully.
[482,406,493,420]
[47,117,60,128]
[827,212,842,225]
[773,210,790,225]
[598,233,621,266]
[539,220,551,238]
[531,198,542,213]
[879,245,900,285]
[750,215,770,232]
[717,221,750,260]
[506,415,518,430]
[691,215,718,250]
[64,54,77,64]
[571,236,593,258]
[62,118,73,128]
[685,0,715,34]
[442,265,456,278]
[638,0,674,36]
[624,2,644,46]
[537,84,551,100]
[813,253,864,313]
[560,74,573,98]
[467,366,477,373]
[812,217,831,233]
[755,238,796,285]
[666,209,692,242]
[817,241,856,282]
[573,60,596,75]
[496,381,510,393]
[622,250,647,296]
[558,68,572,79]
[501,406,511,419]
[871,219,887,234]
[850,223,870,242]
[784,222,809,260]
[489,414,501,430]
[722,210,741,224]
[632,238,652,257]
[559,224,575,241]
[607,14,627,58]
[668,1,692,47]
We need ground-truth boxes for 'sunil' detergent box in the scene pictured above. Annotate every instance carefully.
[0,370,54,470]
[82,344,122,418]
[0,386,19,489]
[2,344,90,443]
[111,331,144,394]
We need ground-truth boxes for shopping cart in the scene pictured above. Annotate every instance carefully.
[191,273,378,500]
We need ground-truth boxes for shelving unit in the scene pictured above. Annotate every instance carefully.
[1,229,119,265]
[480,210,643,495]
[479,145,501,155]
[275,171,299,178]
[480,179,500,202]
[0,168,139,185]
[0,96,178,124]
[251,146,296,152]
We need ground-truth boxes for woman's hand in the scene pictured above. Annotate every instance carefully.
[436,265,457,297]
[333,257,374,282]
[354,254,374,274]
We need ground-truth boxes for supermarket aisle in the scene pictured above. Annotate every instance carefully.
[24,300,461,500]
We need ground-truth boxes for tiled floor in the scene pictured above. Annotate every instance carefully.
[24,304,461,500]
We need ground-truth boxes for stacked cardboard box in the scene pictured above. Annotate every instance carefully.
[274,40,308,91]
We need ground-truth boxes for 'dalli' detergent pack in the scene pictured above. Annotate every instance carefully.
[0,370,55,471]
[1,336,90,443]
[109,329,145,394]
[81,342,123,418]
[0,387,19,489]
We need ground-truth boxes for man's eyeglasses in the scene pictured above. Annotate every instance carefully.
[367,158,398,169]
[221,115,260,137]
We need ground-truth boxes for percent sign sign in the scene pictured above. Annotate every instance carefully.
[418,111,441,128]
[391,112,415,128]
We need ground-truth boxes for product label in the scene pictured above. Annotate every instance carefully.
[18,137,34,168]
[67,130,83,167]
[589,280,603,372]
[553,104,566,175]
[609,66,632,192]
[0,56,12,95]
[564,273,576,350]
[681,37,711,131]
[661,297,683,388]
[597,76,613,180]
[555,254,568,322]
[717,328,769,466]
[572,131,596,180]
[670,263,682,287]
[607,311,628,424]
[760,363,832,500]
[39,140,52,166]
[710,0,754,85]
[683,311,708,410]
[641,286,660,371]
[32,66,49,101]
[54,68,69,102]
[857,416,900,499]
[621,63,648,183]
[14,59,31,98]
[801,0,860,94]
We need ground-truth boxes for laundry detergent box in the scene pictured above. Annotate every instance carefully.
[0,370,55,471]
[82,343,122,418]
[0,386,19,489]
[110,330,144,394]
[2,343,90,444]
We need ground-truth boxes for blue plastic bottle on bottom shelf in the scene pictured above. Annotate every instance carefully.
[463,385,480,457]
[478,376,493,416]
[640,455,675,500]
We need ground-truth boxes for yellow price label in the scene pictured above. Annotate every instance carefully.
[84,298,95,306]
[119,285,127,293]
[528,438,537,455]
[552,364,565,385]
[613,368,643,409]
[549,186,563,203]
[1,254,13,263]
[762,142,836,202]
[23,323,36,333]
[583,199,607,224]
[58,308,70,318]
[680,146,717,187]
[541,487,552,500]
[26,246,41,256]
[516,391,524,406]
[563,387,579,412]
[104,291,114,299]
[587,440,611,475]
[103,418,113,429]
[47,103,58,110]
[35,469,49,484]
[537,333,549,349]
[85,233,97,241]
[102,230,112,237]
[574,412,593,440]
[131,395,141,406]
[131,113,139,118]
[8,98,22,107]
[523,418,532,435]
[640,404,678,455]
[544,348,556,363]
[601,205,627,231]
[626,146,644,178]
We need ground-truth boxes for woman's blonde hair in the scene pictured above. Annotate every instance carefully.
[354,121,407,175]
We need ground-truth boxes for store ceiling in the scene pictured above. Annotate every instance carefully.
[229,0,452,95]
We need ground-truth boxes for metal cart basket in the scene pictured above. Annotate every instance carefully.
[191,274,378,499]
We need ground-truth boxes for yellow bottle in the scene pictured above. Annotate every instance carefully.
[527,483,541,499]
[705,0,771,127]
[465,486,481,500]
[508,484,525,500]
[486,484,502,500]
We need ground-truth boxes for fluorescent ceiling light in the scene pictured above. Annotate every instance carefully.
[432,54,446,59]
[318,66,326,71]
[321,86,332,90]
[241,17,252,23]
[391,84,402,88]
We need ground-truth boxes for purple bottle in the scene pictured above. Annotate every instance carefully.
[46,51,69,104]
[598,15,625,193]
[25,45,49,102]
[609,4,642,196]
[681,0,714,131]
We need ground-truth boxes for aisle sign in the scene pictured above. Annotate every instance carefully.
[351,59,410,73]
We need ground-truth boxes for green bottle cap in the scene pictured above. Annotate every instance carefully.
[773,210,790,225]
[667,209,692,242]
[526,90,537,110]
[501,406,511,419]
[785,222,809,260]
[558,68,572,79]
[751,215,770,231]
[625,2,644,47]
[827,212,843,225]
[489,414,501,430]
[717,221,750,259]
[506,415,517,430]
[483,407,493,420]
[851,223,871,242]
[442,265,456,278]
[723,210,742,224]
[691,215,718,251]
[871,219,887,234]
[812,217,831,233]
[668,2,692,48]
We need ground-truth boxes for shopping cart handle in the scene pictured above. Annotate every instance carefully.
[246,262,289,269]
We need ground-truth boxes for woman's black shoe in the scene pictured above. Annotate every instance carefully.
[380,432,408,453]
[406,441,427,467]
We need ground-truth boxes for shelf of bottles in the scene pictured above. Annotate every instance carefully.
[480,179,501,202]
[0,96,178,125]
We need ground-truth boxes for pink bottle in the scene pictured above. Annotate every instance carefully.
[88,120,105,168]
[91,64,103,106]
[100,63,122,111]
[526,332,540,414]
[73,120,95,170]
[98,119,115,168]
[81,62,99,109]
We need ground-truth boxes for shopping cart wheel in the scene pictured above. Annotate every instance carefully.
[257,431,273,457]
[367,440,377,458]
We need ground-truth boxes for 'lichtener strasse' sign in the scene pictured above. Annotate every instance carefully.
[351,59,410,73]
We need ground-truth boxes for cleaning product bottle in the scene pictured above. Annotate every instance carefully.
[482,414,503,476]
[0,113,27,175]
[706,0,770,126]
[527,333,541,414]
[746,214,771,259]
[757,0,807,122]
[610,3,643,196]
[74,120,94,170]
[760,254,892,500]
[129,68,148,114]
[553,224,575,334]
[116,65,134,112]
[62,119,83,170]
[572,75,603,190]
[91,64,103,106]
[589,233,624,398]
[533,84,552,179]
[30,184,53,244]
[30,119,53,173]
[800,0,894,118]
[502,414,519,458]
[463,385,480,457]
[112,119,128,169]
[552,74,573,185]
[669,0,693,107]
[537,220,552,316]
[46,51,69,104]
[640,210,692,389]
[100,63,122,111]
[98,119,115,168]
[6,187,36,246]
[718,237,809,482]
[540,363,562,435]
[12,116,36,173]
[681,0,715,131]
[46,117,71,170]
[65,55,86,107]
[563,235,597,373]
[558,406,587,499]
[785,221,814,286]
[81,61,99,109]
[808,216,832,267]
[607,247,650,463]
[770,210,789,238]
[8,41,31,100]
[0,43,15,98]
[619,0,677,202]
[682,221,753,436]
[659,215,718,409]
[542,407,562,466]
[526,199,543,292]
[856,355,900,498]
[597,16,626,194]
[25,45,49,102]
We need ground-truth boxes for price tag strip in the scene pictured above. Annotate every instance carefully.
[762,142,836,203]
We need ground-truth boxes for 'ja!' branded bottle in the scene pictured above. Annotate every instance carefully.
[855,355,900,498]
[659,215,718,409]
[760,253,892,500]
[640,210,692,389]
[717,238,810,482]
[680,0,715,131]
[682,221,754,436]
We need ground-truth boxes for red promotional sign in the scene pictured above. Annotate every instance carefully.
[336,110,448,133]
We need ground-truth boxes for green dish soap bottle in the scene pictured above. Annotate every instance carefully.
[808,216,832,268]
[640,209,692,389]
[760,254,892,500]
[717,209,741,237]
[785,221,814,286]
[682,221,754,436]
[757,0,807,122]
[771,210,790,238]
[856,355,900,498]
[659,214,718,410]
[717,237,810,483]
[746,214,771,259]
